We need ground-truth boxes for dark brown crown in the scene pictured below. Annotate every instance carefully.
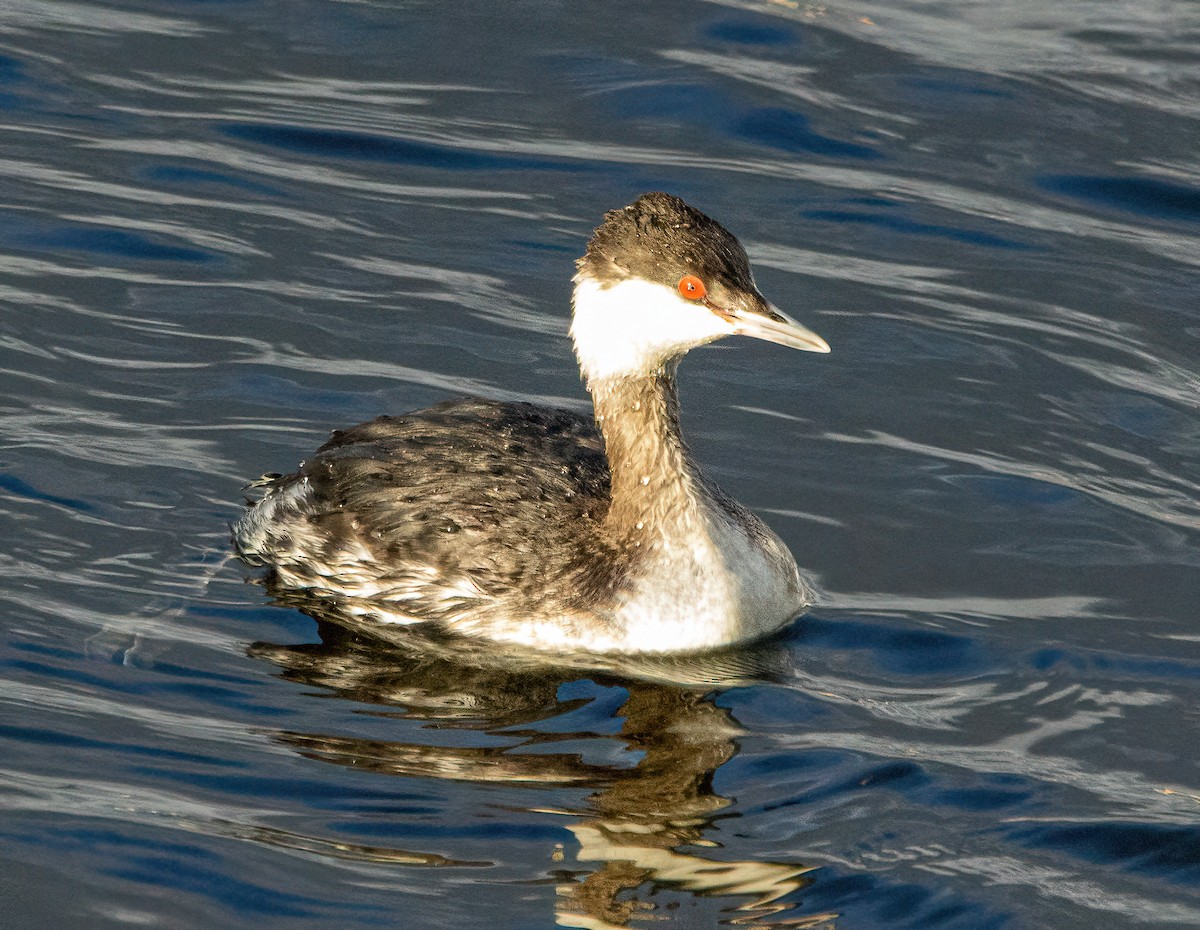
[577,192,757,296]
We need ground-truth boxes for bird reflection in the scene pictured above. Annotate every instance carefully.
[248,589,835,928]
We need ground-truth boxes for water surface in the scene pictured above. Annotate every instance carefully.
[1,1,1198,927]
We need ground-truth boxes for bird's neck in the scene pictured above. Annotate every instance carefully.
[588,363,707,540]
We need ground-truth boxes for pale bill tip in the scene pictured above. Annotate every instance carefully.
[801,329,831,354]
[738,304,831,354]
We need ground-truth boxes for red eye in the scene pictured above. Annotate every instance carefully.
[678,275,707,300]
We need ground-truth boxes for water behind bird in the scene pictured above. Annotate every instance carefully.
[1,2,1198,928]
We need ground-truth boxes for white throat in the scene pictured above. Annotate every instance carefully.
[570,277,735,384]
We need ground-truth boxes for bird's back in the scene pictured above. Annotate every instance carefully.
[233,398,620,632]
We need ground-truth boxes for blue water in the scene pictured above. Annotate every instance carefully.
[1,1,1198,927]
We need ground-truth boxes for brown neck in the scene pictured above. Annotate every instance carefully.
[588,362,704,540]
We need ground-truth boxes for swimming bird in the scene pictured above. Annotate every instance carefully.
[233,192,829,653]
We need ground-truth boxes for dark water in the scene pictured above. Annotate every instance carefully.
[2,1,1198,927]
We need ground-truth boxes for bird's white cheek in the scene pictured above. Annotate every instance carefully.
[571,278,734,382]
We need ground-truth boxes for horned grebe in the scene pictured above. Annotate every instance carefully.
[233,193,829,653]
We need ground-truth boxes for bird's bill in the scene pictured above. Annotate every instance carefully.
[731,302,830,354]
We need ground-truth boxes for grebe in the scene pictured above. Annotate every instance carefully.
[233,193,830,653]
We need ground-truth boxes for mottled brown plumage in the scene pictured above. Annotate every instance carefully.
[234,193,829,653]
